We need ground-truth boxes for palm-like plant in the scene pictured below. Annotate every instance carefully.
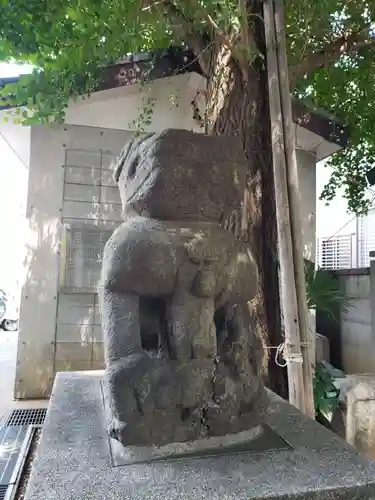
[304,259,352,322]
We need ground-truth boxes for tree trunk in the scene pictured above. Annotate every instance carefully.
[202,4,288,398]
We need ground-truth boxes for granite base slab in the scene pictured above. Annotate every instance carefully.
[109,421,291,466]
[24,371,375,500]
[102,381,292,466]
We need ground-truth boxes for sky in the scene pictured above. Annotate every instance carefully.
[0,63,34,78]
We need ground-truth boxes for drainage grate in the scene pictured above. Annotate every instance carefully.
[0,484,8,500]
[4,408,47,427]
[0,426,29,487]
[0,410,46,500]
[0,413,9,430]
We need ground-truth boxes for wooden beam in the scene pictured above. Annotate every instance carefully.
[264,0,315,418]
[273,0,315,418]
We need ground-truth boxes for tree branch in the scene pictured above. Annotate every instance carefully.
[290,28,375,87]
[143,0,238,75]
[205,13,232,46]
[156,0,212,74]
[179,0,230,45]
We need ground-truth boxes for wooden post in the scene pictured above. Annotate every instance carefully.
[263,0,306,413]
[264,0,315,417]
[273,0,315,418]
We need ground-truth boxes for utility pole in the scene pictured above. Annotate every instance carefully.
[264,0,315,418]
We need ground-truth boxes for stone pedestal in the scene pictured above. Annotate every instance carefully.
[25,372,375,500]
[316,333,330,363]
[332,374,375,460]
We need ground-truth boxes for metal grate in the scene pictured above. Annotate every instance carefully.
[0,413,9,429]
[4,408,47,427]
[0,484,8,500]
[0,426,29,486]
[0,415,44,500]
[60,226,113,292]
[62,148,122,224]
[60,148,121,292]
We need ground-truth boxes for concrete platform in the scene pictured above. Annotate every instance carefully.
[25,371,375,500]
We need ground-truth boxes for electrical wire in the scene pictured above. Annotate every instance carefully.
[324,193,375,241]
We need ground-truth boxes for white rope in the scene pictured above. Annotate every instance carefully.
[275,343,287,367]
[266,342,308,367]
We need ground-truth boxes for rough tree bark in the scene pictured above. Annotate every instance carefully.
[164,0,288,396]
[201,1,288,397]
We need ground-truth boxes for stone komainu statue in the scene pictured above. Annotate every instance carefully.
[99,129,264,446]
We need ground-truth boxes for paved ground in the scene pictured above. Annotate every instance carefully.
[0,331,47,418]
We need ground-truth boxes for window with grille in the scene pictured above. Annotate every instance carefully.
[317,235,352,270]
[59,147,122,292]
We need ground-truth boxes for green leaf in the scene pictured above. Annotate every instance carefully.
[313,361,341,418]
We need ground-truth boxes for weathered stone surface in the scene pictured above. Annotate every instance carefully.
[331,375,375,459]
[99,129,263,446]
[24,372,375,500]
[316,333,330,363]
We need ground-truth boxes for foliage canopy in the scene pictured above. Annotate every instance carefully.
[1,0,375,212]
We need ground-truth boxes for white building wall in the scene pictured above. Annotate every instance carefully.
[15,124,134,398]
[15,125,66,398]
[357,208,375,267]
[296,149,316,262]
[65,73,206,134]
[0,121,29,301]
[295,148,317,356]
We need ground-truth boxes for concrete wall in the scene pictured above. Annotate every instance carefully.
[16,74,319,399]
[338,268,374,374]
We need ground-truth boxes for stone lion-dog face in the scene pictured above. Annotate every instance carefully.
[114,129,247,223]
